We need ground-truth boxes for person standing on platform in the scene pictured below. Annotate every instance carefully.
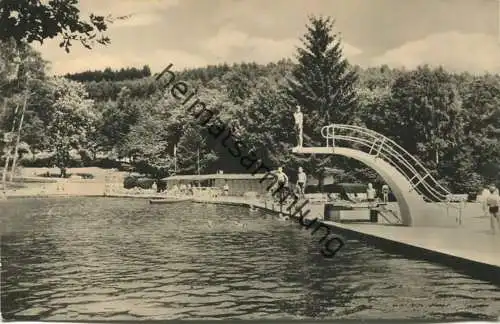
[296,167,307,199]
[382,184,389,203]
[274,167,289,202]
[366,183,376,205]
[486,185,500,234]
[293,105,304,148]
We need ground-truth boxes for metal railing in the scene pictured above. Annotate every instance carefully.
[321,124,461,210]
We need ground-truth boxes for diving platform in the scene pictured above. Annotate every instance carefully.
[291,124,466,227]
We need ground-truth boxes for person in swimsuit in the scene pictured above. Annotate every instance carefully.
[274,167,289,202]
[486,185,500,234]
[381,184,390,203]
[479,186,491,217]
[293,106,304,148]
[366,183,376,202]
[296,167,307,199]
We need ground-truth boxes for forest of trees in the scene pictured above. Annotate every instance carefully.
[1,14,499,194]
[64,65,152,83]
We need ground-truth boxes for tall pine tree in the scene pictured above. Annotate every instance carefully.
[287,16,358,129]
[285,16,359,187]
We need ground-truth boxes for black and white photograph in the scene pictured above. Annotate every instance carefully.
[1,0,500,321]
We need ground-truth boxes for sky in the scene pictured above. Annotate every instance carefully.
[34,0,500,75]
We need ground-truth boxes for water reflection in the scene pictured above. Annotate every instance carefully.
[1,197,499,321]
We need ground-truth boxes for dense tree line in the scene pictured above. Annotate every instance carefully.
[1,15,499,194]
[64,65,152,82]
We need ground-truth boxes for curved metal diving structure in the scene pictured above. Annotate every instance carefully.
[292,124,463,226]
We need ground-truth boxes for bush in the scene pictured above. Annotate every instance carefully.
[123,175,139,189]
[137,178,154,189]
[123,174,156,189]
[118,163,134,172]
[20,155,54,167]
[133,159,156,176]
[19,155,84,168]
[92,158,122,169]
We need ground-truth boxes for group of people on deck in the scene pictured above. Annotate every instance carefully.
[167,181,229,197]
[168,182,195,196]
[270,163,395,205]
[271,166,307,201]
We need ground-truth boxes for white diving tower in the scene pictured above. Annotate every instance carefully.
[292,124,464,227]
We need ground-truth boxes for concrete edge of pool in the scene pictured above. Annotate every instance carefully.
[320,223,500,285]
[3,193,500,287]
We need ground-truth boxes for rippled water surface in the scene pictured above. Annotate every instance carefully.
[1,197,499,321]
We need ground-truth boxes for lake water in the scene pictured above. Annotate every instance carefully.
[1,197,499,321]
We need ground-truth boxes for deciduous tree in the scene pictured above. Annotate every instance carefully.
[45,77,98,177]
[0,0,122,52]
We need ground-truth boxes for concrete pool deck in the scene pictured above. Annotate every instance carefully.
[322,219,500,267]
